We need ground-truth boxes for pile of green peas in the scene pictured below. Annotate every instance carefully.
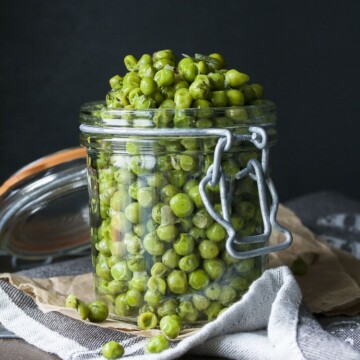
[86,50,272,335]
[105,49,265,114]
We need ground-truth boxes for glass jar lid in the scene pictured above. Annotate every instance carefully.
[0,148,90,260]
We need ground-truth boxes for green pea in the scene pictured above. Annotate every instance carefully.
[192,209,213,229]
[192,294,210,311]
[179,62,198,83]
[139,76,158,96]
[160,314,182,339]
[219,285,237,306]
[144,334,169,354]
[234,258,255,273]
[168,170,186,188]
[251,83,264,99]
[225,69,249,87]
[77,300,89,320]
[210,91,227,107]
[179,154,197,172]
[111,260,132,281]
[152,202,165,224]
[147,172,166,187]
[129,156,155,176]
[102,341,125,359]
[96,239,111,257]
[196,118,213,128]
[154,69,174,87]
[192,99,213,118]
[123,71,141,86]
[126,236,143,255]
[199,240,219,259]
[173,111,195,127]
[180,138,199,150]
[127,88,142,106]
[205,282,221,300]
[137,187,158,208]
[189,269,209,290]
[174,80,189,90]
[115,294,132,317]
[189,80,210,100]
[206,222,226,242]
[105,254,119,270]
[138,53,153,66]
[109,75,123,89]
[222,250,241,265]
[65,294,77,309]
[225,106,248,121]
[137,311,158,330]
[151,262,170,277]
[96,261,112,281]
[208,53,225,70]
[174,233,195,256]
[157,298,179,317]
[174,88,193,108]
[238,201,256,220]
[87,300,109,323]
[169,193,194,218]
[127,255,146,272]
[124,55,138,71]
[124,202,140,224]
[133,223,146,237]
[204,301,224,321]
[110,190,131,212]
[179,253,200,273]
[226,89,245,106]
[153,49,176,62]
[203,259,226,280]
[138,63,156,78]
[183,179,199,194]
[143,232,165,256]
[178,300,199,322]
[160,86,176,100]
[208,72,225,90]
[167,270,188,294]
[159,99,175,109]
[135,95,156,109]
[157,224,178,242]
[126,288,143,307]
[110,241,127,257]
[189,226,207,240]
[162,249,180,269]
[128,272,148,292]
[144,289,161,307]
[229,277,249,293]
[161,184,180,201]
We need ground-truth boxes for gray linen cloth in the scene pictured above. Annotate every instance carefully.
[1,264,359,360]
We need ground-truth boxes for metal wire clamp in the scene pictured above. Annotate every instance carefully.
[198,126,293,259]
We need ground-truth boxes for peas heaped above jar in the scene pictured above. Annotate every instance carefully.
[79,50,292,329]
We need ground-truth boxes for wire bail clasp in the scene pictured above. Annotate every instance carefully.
[199,126,292,259]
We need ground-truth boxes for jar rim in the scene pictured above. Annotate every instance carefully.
[79,100,276,130]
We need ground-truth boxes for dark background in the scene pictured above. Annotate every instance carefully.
[1,0,359,201]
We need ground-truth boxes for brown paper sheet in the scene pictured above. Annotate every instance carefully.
[1,205,360,335]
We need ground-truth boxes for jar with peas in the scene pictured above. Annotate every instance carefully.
[79,49,292,333]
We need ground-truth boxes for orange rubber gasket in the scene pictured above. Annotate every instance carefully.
[0,147,86,197]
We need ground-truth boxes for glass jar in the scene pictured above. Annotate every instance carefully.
[79,101,291,325]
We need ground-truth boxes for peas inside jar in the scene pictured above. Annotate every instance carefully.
[80,49,277,329]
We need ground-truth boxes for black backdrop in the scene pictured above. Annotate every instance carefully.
[1,0,359,201]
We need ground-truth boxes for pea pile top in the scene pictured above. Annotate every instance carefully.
[105,50,265,111]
